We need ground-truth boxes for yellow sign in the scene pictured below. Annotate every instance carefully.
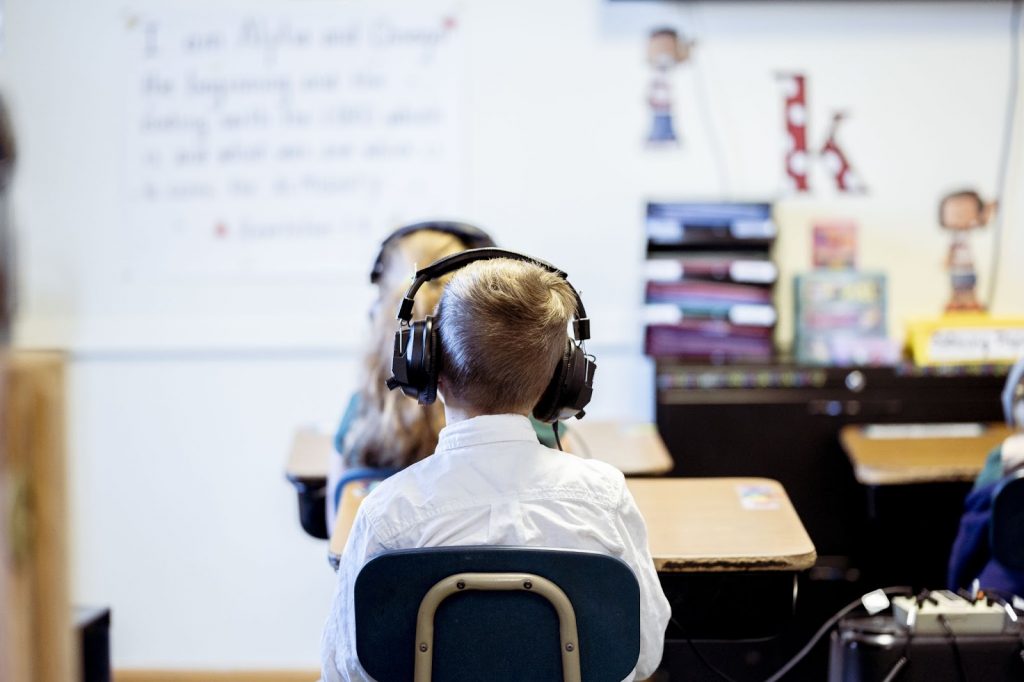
[907,314,1024,366]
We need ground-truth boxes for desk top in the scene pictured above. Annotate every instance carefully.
[565,420,673,476]
[329,478,371,564]
[840,422,1015,485]
[287,419,673,483]
[286,428,333,482]
[329,477,816,574]
[627,477,816,573]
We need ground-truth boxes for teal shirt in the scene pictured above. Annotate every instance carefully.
[973,444,1004,493]
[333,394,362,466]
[532,417,566,449]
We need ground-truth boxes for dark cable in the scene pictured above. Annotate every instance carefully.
[681,3,732,196]
[552,422,562,451]
[690,48,732,196]
[938,614,969,682]
[985,0,1022,309]
[763,586,912,682]
[880,618,916,682]
[880,656,909,682]
[684,636,740,682]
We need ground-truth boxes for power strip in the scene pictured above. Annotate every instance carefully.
[892,591,1009,635]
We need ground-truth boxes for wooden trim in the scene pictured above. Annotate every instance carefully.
[3,352,74,682]
[115,671,319,682]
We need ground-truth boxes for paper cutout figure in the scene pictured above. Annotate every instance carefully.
[779,74,866,193]
[821,112,865,192]
[939,189,996,313]
[780,73,810,191]
[646,27,693,145]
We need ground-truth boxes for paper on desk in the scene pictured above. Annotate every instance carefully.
[863,423,985,439]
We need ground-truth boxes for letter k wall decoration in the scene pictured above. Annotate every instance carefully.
[778,73,867,195]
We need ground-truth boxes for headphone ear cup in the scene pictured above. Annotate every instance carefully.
[389,317,439,405]
[420,315,440,405]
[533,340,596,423]
[533,341,571,424]
[561,343,595,420]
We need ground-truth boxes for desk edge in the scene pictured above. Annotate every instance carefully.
[655,549,817,573]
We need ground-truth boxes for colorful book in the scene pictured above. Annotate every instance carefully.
[645,323,774,361]
[794,270,890,365]
[645,254,778,285]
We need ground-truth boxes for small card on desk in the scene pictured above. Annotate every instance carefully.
[736,484,782,510]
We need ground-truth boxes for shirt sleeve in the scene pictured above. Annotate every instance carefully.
[948,483,997,591]
[320,504,386,682]
[614,483,671,679]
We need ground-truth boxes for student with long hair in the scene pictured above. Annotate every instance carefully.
[325,225,485,530]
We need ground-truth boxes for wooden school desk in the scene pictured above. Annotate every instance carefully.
[287,418,674,485]
[839,422,1015,588]
[627,477,816,572]
[629,477,816,639]
[839,422,1015,485]
[330,476,816,639]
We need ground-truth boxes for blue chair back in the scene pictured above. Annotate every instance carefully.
[332,466,398,511]
[991,470,1024,569]
[354,546,640,682]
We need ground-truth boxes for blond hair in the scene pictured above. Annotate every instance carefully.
[343,229,464,469]
[437,258,577,414]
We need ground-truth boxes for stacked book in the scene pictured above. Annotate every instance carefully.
[643,202,778,362]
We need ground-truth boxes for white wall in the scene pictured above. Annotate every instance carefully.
[67,355,353,668]
[1,0,1022,670]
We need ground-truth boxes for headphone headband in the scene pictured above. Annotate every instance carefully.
[397,247,590,341]
[387,246,596,421]
[370,220,496,284]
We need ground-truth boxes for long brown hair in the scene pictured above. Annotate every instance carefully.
[341,229,465,469]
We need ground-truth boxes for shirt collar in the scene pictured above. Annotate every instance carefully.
[436,413,537,452]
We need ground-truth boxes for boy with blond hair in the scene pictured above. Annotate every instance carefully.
[321,257,670,681]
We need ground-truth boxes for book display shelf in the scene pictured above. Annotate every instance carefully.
[643,201,779,363]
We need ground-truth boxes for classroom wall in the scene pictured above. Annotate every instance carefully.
[1,0,1021,671]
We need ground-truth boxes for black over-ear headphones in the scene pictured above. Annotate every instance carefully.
[385,247,596,423]
[369,220,496,285]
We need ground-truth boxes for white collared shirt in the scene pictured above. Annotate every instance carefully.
[321,414,671,681]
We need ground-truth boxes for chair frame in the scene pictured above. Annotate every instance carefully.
[413,572,582,682]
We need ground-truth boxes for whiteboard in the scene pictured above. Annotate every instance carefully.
[15,3,466,350]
